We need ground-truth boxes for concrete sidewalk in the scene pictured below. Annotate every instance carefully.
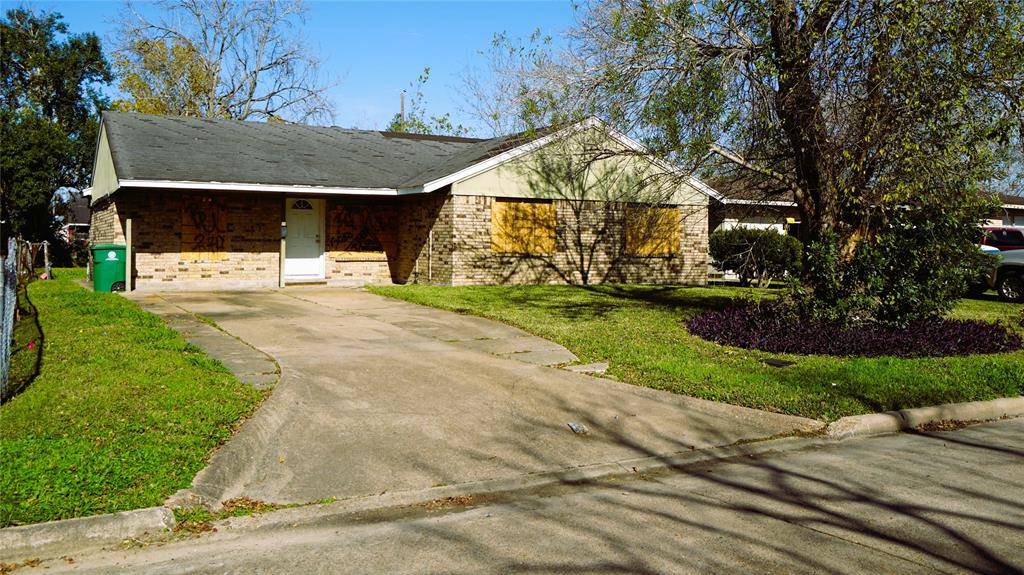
[137,287,820,507]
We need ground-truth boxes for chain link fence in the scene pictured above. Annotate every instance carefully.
[1,239,50,402]
[1,238,18,401]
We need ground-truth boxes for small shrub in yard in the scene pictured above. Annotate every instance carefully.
[687,302,1022,357]
[709,228,802,286]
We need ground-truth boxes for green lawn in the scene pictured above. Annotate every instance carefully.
[0,269,264,527]
[369,284,1024,421]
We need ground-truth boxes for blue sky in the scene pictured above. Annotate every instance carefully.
[17,0,577,133]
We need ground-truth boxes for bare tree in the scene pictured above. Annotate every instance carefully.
[457,30,595,138]
[115,0,334,123]
[457,31,549,137]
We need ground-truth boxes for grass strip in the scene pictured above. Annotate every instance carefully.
[0,269,264,527]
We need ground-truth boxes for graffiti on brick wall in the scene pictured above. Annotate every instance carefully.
[181,196,229,261]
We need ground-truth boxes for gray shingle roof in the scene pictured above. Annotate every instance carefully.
[102,111,511,190]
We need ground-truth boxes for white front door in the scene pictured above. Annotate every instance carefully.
[285,198,324,279]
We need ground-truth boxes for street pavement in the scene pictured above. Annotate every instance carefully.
[30,418,1024,574]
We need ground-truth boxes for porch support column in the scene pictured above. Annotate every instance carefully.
[279,195,286,288]
[125,218,133,292]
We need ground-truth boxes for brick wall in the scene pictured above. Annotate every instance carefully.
[321,191,453,285]
[446,195,708,286]
[392,189,452,284]
[89,197,124,243]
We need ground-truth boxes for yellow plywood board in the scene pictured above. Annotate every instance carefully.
[491,199,556,254]
[626,206,681,256]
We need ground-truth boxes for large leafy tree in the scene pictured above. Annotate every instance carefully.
[553,0,1023,322]
[115,0,334,122]
[1,8,111,242]
[112,39,214,117]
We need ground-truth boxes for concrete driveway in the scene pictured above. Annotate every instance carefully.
[136,288,820,506]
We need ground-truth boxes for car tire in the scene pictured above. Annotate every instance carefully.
[996,271,1024,302]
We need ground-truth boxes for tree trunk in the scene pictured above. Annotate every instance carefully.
[769,0,840,292]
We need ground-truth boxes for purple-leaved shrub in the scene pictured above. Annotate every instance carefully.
[686,302,1022,357]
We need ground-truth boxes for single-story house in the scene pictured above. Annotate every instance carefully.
[89,112,714,291]
[986,194,1024,226]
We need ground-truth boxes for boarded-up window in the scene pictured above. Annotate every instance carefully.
[181,196,229,261]
[491,199,556,254]
[626,206,681,256]
[327,207,385,255]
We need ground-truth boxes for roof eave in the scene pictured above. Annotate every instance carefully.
[118,179,410,196]
[721,199,799,207]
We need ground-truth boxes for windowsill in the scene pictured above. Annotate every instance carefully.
[330,252,388,262]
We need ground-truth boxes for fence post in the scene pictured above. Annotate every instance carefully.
[43,240,51,279]
[1,238,18,402]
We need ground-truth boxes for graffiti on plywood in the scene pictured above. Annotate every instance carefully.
[181,196,229,261]
[327,207,387,254]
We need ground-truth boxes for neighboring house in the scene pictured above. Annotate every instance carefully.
[987,193,1024,226]
[59,193,92,242]
[89,112,714,291]
[708,182,1024,235]
[707,179,799,236]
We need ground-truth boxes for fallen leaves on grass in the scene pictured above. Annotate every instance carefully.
[0,558,42,573]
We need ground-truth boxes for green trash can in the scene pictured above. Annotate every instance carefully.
[91,244,127,292]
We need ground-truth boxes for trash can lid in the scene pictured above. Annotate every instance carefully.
[91,243,126,250]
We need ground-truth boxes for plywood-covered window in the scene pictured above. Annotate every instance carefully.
[626,206,681,256]
[491,199,556,254]
[327,206,385,255]
[181,195,229,261]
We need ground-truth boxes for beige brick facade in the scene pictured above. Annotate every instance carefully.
[89,187,708,290]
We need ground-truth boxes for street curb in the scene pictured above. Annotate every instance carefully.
[826,396,1024,439]
[4,399,1017,562]
[207,403,1024,535]
[0,506,175,562]
[202,434,833,534]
